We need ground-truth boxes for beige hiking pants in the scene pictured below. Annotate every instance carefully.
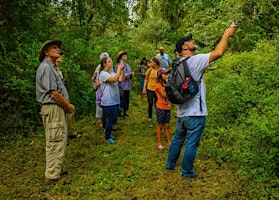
[40,104,67,180]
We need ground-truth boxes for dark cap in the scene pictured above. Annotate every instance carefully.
[39,40,62,62]
[175,34,192,53]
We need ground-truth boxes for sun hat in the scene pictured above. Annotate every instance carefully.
[116,51,127,63]
[39,40,62,62]
[100,52,110,61]
[175,34,192,53]
[157,68,170,77]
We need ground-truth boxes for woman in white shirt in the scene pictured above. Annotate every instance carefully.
[99,57,125,144]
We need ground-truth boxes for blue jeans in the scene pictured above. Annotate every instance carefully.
[166,116,206,177]
[102,104,119,140]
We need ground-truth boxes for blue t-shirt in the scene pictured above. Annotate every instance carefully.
[177,53,210,117]
[156,53,171,69]
[99,70,120,106]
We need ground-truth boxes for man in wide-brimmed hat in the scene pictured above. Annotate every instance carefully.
[166,25,236,179]
[36,40,75,185]
[114,51,133,118]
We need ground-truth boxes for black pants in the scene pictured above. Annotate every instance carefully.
[146,89,157,119]
[120,90,130,114]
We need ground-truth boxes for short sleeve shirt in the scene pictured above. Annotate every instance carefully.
[155,83,171,110]
[99,70,120,106]
[145,68,158,91]
[156,53,171,69]
[36,59,69,104]
[177,53,210,117]
[114,63,132,90]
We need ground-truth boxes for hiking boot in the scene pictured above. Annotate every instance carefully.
[68,132,81,139]
[44,177,66,185]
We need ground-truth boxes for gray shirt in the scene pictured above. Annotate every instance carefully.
[177,53,210,117]
[36,58,69,104]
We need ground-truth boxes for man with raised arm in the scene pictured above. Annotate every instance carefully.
[166,25,236,178]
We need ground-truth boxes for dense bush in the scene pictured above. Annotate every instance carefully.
[204,39,279,198]
[0,36,150,136]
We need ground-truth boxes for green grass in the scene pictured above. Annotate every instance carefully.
[0,93,248,200]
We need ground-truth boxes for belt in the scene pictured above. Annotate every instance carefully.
[41,103,56,105]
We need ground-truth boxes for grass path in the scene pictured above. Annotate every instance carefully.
[0,95,248,199]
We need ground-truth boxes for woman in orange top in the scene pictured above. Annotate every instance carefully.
[154,68,172,149]
[143,57,160,127]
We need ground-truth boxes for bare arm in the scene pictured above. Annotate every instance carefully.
[50,90,75,114]
[157,87,167,98]
[106,62,125,83]
[209,25,236,63]
[118,67,125,82]
[138,66,143,76]
[142,69,151,93]
[143,78,148,93]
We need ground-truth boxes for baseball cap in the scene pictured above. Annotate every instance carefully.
[100,52,109,61]
[175,34,193,53]
[157,68,170,77]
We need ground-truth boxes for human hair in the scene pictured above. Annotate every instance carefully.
[157,74,165,85]
[140,57,147,65]
[151,57,160,67]
[99,57,109,74]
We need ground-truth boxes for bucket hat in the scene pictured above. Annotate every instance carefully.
[116,51,127,63]
[39,40,62,62]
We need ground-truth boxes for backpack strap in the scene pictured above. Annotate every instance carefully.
[181,57,191,78]
[181,57,203,112]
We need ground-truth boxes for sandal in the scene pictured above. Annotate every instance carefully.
[156,144,164,149]
[97,121,103,128]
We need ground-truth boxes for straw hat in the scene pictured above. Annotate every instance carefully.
[116,51,127,63]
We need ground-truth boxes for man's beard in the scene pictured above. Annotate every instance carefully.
[189,45,198,52]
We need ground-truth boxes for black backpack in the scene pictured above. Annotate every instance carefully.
[165,57,199,104]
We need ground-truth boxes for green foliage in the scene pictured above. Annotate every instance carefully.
[1,0,279,198]
[204,39,279,198]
